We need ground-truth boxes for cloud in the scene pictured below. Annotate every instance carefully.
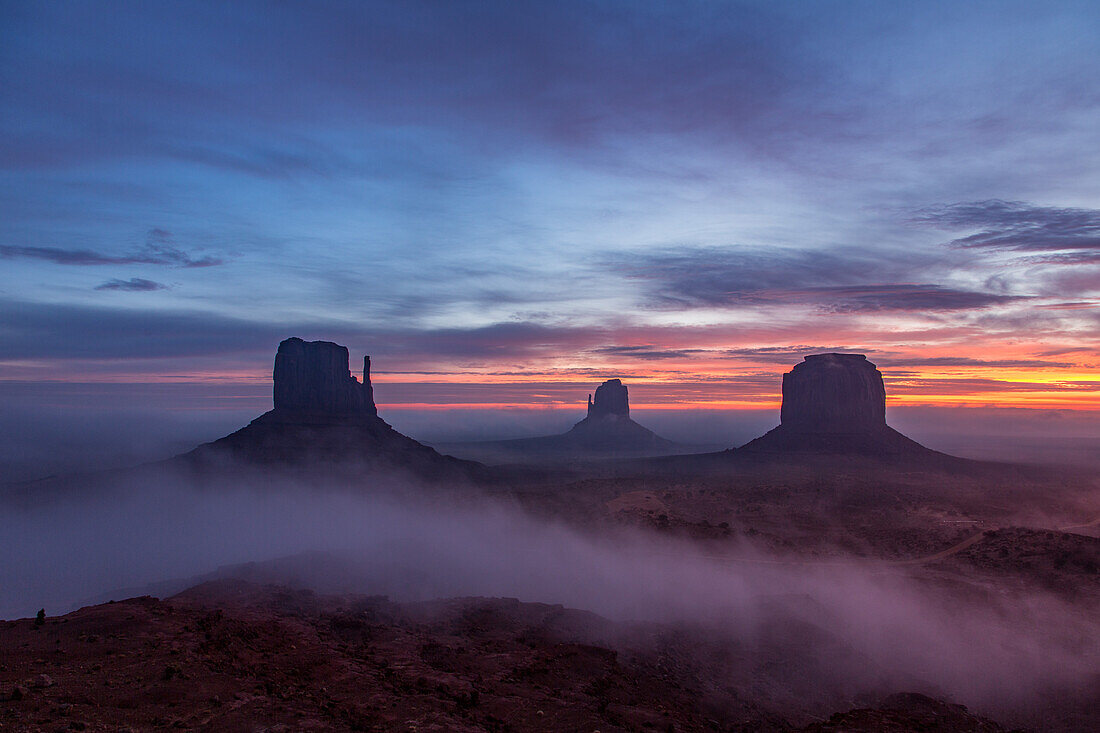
[614,246,1023,312]
[0,232,223,269]
[912,200,1100,255]
[613,246,871,301]
[1036,346,1095,356]
[0,299,285,359]
[887,377,1100,395]
[721,346,870,363]
[1021,252,1100,266]
[790,285,1026,313]
[4,0,1096,188]
[718,349,1076,370]
[94,278,169,292]
[875,356,1074,369]
[0,2,815,171]
[588,345,702,360]
[0,298,609,364]
[720,350,1076,370]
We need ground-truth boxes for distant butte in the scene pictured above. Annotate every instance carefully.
[561,378,676,452]
[740,353,938,456]
[586,378,630,419]
[431,378,692,464]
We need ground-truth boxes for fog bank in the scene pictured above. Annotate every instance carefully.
[2,471,1096,723]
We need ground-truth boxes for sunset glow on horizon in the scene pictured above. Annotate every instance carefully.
[5,354,1096,413]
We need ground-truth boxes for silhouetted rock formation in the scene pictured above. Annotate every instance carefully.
[780,354,885,433]
[185,338,481,481]
[273,338,376,417]
[433,379,697,465]
[564,379,671,450]
[741,353,935,456]
[587,378,629,418]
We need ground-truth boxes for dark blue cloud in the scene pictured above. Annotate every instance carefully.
[0,229,222,268]
[4,1,1097,188]
[612,246,885,305]
[0,244,221,268]
[0,299,286,359]
[0,1,813,172]
[94,278,169,292]
[805,285,1027,313]
[913,200,1100,254]
[0,299,607,362]
[614,246,1023,312]
[588,345,703,361]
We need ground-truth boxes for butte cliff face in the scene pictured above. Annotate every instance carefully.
[741,353,935,456]
[272,337,376,417]
[185,338,480,481]
[587,379,630,419]
[565,379,674,451]
[779,353,886,434]
[527,379,678,455]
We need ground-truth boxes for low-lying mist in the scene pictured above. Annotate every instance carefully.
[6,383,1100,482]
[2,467,1096,725]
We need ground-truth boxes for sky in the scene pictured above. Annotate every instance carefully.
[2,0,1099,462]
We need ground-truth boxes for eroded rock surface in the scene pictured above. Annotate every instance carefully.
[587,378,630,419]
[568,378,670,449]
[273,337,376,417]
[741,353,940,457]
[184,338,482,482]
[0,581,1017,732]
[780,353,886,434]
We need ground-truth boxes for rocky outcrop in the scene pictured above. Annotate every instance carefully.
[184,338,482,482]
[567,378,664,448]
[273,337,376,417]
[434,379,690,464]
[587,379,630,419]
[802,693,1009,732]
[741,353,936,457]
[780,353,885,434]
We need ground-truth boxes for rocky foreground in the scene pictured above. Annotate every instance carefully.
[1,580,1009,732]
